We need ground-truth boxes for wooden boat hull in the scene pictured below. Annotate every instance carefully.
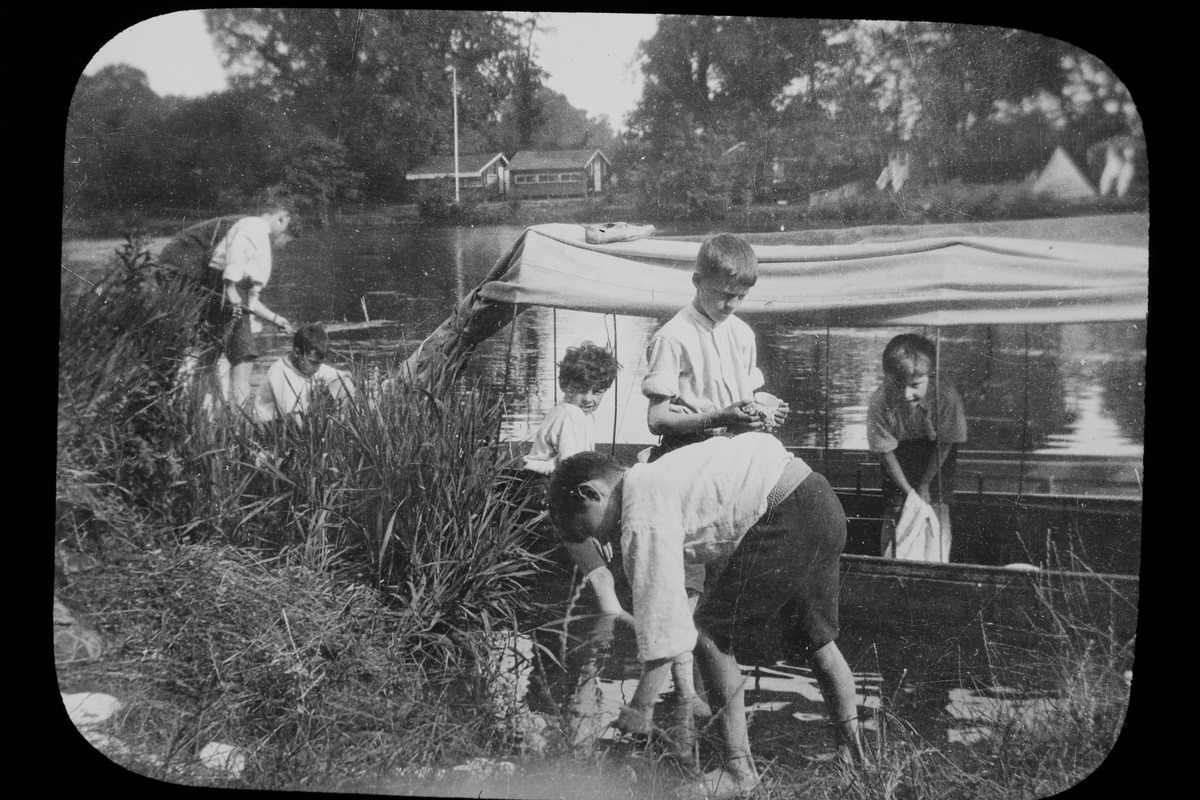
[833,554,1138,688]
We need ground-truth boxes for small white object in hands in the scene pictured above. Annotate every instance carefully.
[746,391,782,432]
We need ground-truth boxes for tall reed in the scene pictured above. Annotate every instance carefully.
[58,233,209,536]
[59,232,562,785]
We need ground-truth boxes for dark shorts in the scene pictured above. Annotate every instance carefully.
[694,472,845,664]
[221,311,259,364]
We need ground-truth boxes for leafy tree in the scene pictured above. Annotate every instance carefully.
[204,8,526,200]
[492,87,614,154]
[65,66,172,215]
[277,133,365,226]
[849,22,1072,173]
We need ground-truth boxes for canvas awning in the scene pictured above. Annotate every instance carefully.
[475,223,1148,327]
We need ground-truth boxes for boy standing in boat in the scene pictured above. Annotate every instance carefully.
[641,233,790,462]
[253,323,355,425]
[639,233,791,633]
[548,433,864,797]
[867,333,968,561]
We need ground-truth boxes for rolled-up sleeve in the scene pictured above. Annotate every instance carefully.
[866,388,898,454]
[641,336,681,400]
[936,383,969,443]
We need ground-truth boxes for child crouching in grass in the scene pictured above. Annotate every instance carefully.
[253,323,355,425]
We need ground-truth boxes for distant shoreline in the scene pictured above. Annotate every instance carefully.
[63,196,1148,244]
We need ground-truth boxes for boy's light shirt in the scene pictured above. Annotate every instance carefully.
[642,304,764,412]
[254,356,354,423]
[523,402,594,475]
[866,378,967,453]
[620,433,800,662]
[210,216,274,333]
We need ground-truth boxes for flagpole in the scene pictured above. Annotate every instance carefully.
[452,66,461,205]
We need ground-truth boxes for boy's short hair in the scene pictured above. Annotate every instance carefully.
[696,233,758,287]
[547,451,624,543]
[882,333,936,381]
[293,323,329,360]
[558,341,620,393]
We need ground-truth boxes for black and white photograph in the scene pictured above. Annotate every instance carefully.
[59,10,1147,798]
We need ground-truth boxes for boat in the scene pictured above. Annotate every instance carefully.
[403,215,1146,686]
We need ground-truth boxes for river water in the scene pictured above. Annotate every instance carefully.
[231,221,1144,458]
[61,220,1146,475]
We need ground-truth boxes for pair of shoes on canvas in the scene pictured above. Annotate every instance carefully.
[584,221,655,244]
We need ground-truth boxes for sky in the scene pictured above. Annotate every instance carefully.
[81,10,660,130]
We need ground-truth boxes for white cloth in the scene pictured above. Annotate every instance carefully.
[641,304,764,413]
[523,402,594,475]
[893,492,948,562]
[620,433,800,662]
[254,356,354,423]
[210,216,274,333]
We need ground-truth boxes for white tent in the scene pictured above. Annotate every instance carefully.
[1031,146,1097,201]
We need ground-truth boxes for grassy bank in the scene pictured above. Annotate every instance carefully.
[57,237,1134,795]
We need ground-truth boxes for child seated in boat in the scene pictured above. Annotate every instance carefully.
[523,341,619,477]
[548,433,864,796]
[253,323,355,424]
[641,233,791,464]
[867,333,968,561]
[522,342,630,626]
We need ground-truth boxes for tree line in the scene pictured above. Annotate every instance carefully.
[64,12,1142,225]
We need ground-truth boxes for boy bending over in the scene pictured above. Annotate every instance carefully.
[548,433,863,798]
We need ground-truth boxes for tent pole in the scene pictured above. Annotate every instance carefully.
[823,326,831,477]
[934,327,945,560]
[553,308,558,406]
[1018,327,1030,501]
[611,314,619,455]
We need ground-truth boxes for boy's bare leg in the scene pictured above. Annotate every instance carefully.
[693,633,758,795]
[809,641,865,764]
[616,657,672,734]
[230,360,254,411]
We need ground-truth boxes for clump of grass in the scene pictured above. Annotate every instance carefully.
[57,542,510,790]
[58,231,209,549]
[57,231,564,788]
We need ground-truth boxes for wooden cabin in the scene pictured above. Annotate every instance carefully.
[406,153,510,200]
[508,149,610,199]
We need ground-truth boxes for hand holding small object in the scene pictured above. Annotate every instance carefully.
[722,401,763,429]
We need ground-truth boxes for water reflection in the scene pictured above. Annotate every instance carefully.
[156,221,1146,461]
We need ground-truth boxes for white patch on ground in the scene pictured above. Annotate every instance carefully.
[62,692,121,728]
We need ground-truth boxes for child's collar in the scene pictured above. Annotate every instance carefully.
[687,301,723,328]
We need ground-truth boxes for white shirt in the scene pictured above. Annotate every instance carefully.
[254,356,355,423]
[620,433,801,662]
[523,402,595,475]
[210,216,274,333]
[641,305,764,412]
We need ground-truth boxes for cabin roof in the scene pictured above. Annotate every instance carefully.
[508,149,610,171]
[406,152,508,179]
